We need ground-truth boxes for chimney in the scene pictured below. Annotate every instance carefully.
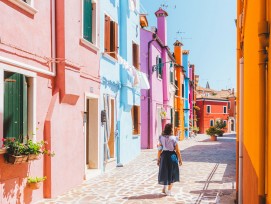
[173,40,183,66]
[155,8,168,45]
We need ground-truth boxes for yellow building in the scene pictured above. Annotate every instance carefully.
[174,41,185,140]
[237,0,270,203]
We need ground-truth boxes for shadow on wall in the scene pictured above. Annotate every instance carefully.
[1,158,33,204]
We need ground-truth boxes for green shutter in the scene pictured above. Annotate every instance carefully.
[158,58,162,78]
[175,111,180,126]
[4,73,27,142]
[83,0,92,42]
[170,71,174,83]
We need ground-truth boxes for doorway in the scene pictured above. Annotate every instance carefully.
[85,95,100,179]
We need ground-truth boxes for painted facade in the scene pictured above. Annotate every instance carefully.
[0,0,100,202]
[173,41,185,140]
[196,99,229,134]
[140,8,175,149]
[189,64,195,129]
[182,51,190,138]
[237,0,271,203]
[99,0,143,169]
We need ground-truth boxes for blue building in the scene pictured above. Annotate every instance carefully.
[183,51,190,138]
[99,0,143,172]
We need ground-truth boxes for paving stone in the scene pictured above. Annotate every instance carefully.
[35,134,236,204]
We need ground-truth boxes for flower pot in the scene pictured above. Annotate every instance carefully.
[6,154,28,164]
[27,154,41,161]
[27,182,41,190]
[210,135,217,141]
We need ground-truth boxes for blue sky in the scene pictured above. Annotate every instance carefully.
[140,0,236,90]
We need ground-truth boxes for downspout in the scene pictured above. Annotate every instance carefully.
[238,57,244,204]
[258,0,269,202]
[147,34,156,149]
[51,0,56,76]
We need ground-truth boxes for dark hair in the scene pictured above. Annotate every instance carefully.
[162,123,173,135]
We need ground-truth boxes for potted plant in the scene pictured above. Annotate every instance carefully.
[27,176,46,190]
[3,138,28,164]
[215,120,226,137]
[27,140,55,161]
[160,108,167,119]
[206,126,218,141]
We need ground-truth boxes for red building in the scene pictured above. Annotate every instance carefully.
[196,85,236,134]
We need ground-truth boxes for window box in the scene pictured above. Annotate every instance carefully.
[8,0,37,15]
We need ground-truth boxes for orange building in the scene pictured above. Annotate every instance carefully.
[237,0,271,203]
[173,40,185,140]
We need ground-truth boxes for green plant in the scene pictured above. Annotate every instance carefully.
[192,127,199,133]
[216,129,225,137]
[25,140,44,155]
[3,138,27,156]
[206,126,218,136]
[215,120,226,129]
[27,176,47,183]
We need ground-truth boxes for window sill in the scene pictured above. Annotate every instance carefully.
[0,148,7,155]
[8,0,38,15]
[80,38,99,52]
[102,53,118,63]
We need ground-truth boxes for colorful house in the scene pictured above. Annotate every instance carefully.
[140,8,175,149]
[189,64,195,129]
[99,0,144,169]
[173,40,185,140]
[237,0,271,202]
[182,50,190,138]
[0,0,100,201]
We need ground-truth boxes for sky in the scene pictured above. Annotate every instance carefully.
[140,0,236,90]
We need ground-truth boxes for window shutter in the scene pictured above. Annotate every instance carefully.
[4,73,27,141]
[175,111,180,126]
[133,43,139,70]
[158,57,162,78]
[170,71,174,83]
[83,0,92,42]
[114,22,118,59]
[104,15,111,53]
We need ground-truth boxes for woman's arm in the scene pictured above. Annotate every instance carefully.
[174,143,183,165]
[157,148,162,166]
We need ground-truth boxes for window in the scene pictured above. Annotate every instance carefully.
[223,106,227,113]
[175,80,178,96]
[8,0,37,15]
[210,120,214,127]
[104,15,118,59]
[175,111,180,127]
[83,0,97,44]
[4,72,28,141]
[170,70,174,84]
[182,84,184,98]
[207,105,211,113]
[22,0,31,4]
[228,101,231,110]
[132,42,140,70]
[156,56,162,79]
[131,106,140,135]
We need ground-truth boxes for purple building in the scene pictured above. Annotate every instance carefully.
[140,8,176,149]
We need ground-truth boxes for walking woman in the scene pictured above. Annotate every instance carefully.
[157,123,182,196]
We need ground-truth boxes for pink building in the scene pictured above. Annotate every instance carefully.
[189,64,195,128]
[140,8,175,149]
[0,0,100,202]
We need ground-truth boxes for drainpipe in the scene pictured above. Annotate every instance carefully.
[238,57,244,204]
[147,34,156,149]
[51,0,56,76]
[258,0,269,202]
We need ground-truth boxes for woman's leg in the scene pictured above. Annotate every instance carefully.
[168,184,173,190]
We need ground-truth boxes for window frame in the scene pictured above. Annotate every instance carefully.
[104,14,118,59]
[156,56,162,79]
[8,0,37,15]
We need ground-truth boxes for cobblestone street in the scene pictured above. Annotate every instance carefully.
[36,134,236,204]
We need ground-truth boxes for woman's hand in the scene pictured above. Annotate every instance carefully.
[157,158,160,166]
[179,159,183,166]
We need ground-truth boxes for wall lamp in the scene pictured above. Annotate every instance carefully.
[152,61,175,73]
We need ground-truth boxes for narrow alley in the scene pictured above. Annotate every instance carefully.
[36,134,236,204]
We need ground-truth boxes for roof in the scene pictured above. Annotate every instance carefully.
[196,86,236,100]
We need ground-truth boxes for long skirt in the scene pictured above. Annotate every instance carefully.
[158,151,180,185]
